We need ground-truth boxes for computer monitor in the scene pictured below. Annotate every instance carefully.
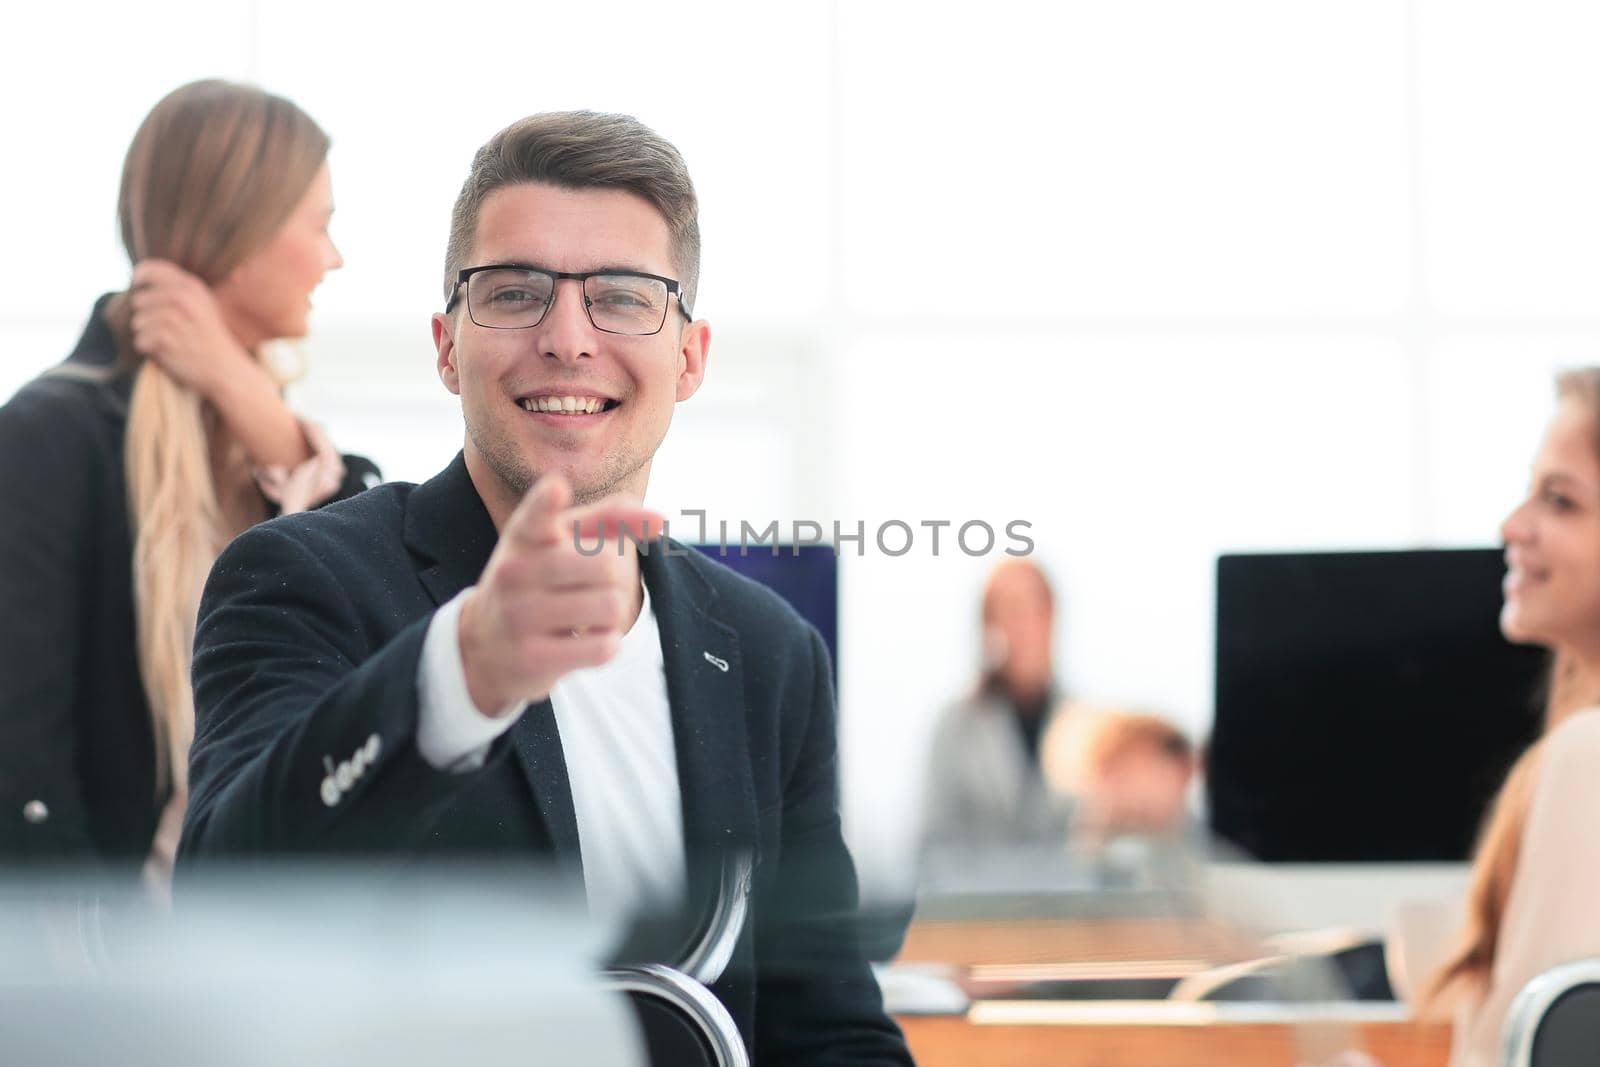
[1209,548,1546,862]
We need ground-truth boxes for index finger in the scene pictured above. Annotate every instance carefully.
[503,473,574,545]
[565,499,666,547]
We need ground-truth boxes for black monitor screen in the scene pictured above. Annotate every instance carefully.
[1209,548,1546,862]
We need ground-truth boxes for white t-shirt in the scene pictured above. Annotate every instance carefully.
[415,585,685,923]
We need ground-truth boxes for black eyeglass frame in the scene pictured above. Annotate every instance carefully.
[446,263,694,335]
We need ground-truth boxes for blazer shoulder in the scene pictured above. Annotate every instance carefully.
[222,480,415,569]
[0,371,118,451]
[0,375,127,507]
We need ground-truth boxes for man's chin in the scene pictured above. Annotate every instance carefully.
[562,474,617,507]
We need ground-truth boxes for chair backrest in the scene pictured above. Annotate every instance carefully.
[606,964,748,1067]
[603,850,755,1067]
[1503,959,1600,1067]
[678,851,754,986]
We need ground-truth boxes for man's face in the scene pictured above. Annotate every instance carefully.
[432,182,709,516]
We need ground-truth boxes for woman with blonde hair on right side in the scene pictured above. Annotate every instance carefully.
[1416,367,1600,1066]
[0,79,377,894]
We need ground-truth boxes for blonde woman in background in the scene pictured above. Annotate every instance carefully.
[0,80,376,893]
[1417,368,1600,1066]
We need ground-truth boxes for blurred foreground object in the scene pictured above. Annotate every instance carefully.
[0,867,643,1066]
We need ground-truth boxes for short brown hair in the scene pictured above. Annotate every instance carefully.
[443,110,701,312]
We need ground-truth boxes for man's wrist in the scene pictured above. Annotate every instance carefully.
[417,591,527,772]
[457,591,523,717]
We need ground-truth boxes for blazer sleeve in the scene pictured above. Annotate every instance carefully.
[752,625,913,1066]
[0,389,99,860]
[178,521,506,863]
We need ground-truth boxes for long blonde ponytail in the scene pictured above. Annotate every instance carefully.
[126,368,221,794]
[115,80,328,796]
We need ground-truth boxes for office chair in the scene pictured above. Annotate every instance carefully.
[603,851,755,1067]
[1502,959,1600,1067]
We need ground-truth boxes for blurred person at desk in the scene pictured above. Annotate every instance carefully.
[1043,710,1203,888]
[1414,368,1600,1067]
[919,559,1073,871]
[0,80,376,894]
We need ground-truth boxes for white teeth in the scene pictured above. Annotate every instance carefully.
[522,395,608,414]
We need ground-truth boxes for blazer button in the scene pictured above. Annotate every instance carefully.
[22,800,49,824]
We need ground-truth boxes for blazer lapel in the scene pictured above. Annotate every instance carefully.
[402,453,583,876]
[403,452,499,608]
[641,544,761,919]
[509,699,584,880]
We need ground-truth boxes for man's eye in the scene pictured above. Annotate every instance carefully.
[489,288,542,305]
[594,289,650,307]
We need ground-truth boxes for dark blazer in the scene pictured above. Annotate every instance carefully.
[0,297,378,872]
[178,453,912,1065]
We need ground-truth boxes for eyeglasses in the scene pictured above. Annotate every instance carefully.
[446,264,692,336]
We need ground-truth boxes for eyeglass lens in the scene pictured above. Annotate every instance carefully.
[465,269,670,335]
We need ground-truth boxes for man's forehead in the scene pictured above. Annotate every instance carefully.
[471,182,674,274]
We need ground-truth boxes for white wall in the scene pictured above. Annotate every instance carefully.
[4,1,1598,899]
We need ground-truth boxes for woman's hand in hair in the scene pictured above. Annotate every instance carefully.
[128,258,261,400]
[128,258,311,470]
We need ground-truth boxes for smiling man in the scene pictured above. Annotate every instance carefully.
[179,112,911,1065]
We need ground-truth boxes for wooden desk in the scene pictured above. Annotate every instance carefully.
[897,1005,1451,1067]
[899,916,1260,969]
[893,916,1449,1067]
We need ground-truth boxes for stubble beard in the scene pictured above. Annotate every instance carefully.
[469,416,643,508]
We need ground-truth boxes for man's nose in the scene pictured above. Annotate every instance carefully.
[536,279,597,361]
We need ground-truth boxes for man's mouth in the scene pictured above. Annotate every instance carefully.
[517,394,620,415]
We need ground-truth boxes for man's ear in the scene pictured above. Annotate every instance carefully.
[432,312,462,396]
[674,318,711,403]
